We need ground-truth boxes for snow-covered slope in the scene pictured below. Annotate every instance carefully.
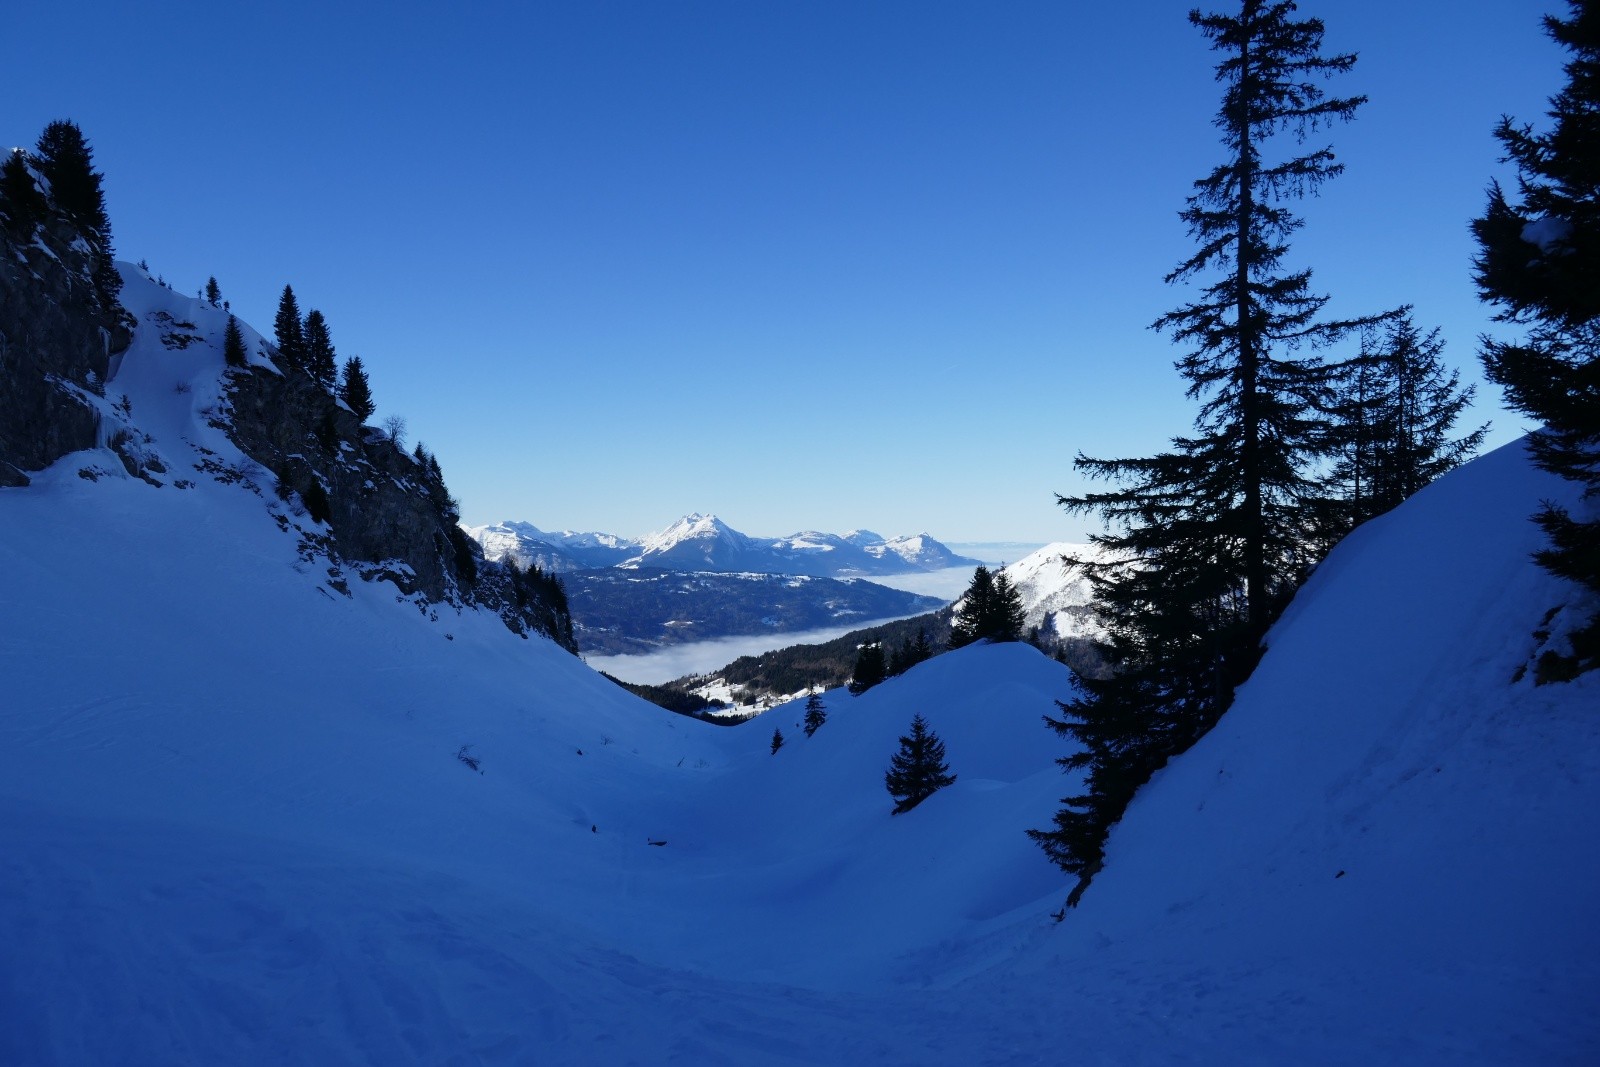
[2,269,1596,1061]
[1014,438,1600,1060]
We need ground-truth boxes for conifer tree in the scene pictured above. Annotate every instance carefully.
[338,355,376,422]
[1033,1,1369,898]
[205,276,221,306]
[1324,309,1486,532]
[1473,0,1600,667]
[303,308,336,389]
[802,692,827,736]
[991,571,1027,642]
[884,715,955,814]
[222,315,247,368]
[34,121,109,233]
[274,285,305,371]
[0,150,46,238]
[950,566,996,648]
[33,120,119,310]
[770,728,785,754]
[952,565,1025,645]
[849,643,887,695]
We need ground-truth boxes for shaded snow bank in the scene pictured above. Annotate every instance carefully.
[1019,438,1600,1060]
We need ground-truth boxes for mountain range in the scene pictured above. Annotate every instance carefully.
[464,513,982,578]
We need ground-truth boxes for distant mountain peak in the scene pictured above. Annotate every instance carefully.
[467,516,982,579]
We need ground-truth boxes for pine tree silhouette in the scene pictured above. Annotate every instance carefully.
[884,715,955,814]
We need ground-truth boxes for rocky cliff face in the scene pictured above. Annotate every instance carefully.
[2,130,573,652]
[0,214,132,486]
[219,348,575,651]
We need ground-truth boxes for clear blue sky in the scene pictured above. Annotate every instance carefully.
[12,1,1561,541]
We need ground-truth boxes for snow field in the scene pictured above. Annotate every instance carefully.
[2,270,1596,1063]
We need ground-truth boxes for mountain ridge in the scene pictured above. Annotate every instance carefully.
[464,512,984,578]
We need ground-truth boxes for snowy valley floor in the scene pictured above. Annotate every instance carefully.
[3,273,1598,1064]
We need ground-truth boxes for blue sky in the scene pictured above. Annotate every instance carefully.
[12,1,1560,541]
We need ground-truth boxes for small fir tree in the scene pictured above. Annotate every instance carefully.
[204,276,221,306]
[884,715,956,814]
[222,315,247,368]
[338,355,376,422]
[770,728,785,754]
[802,692,827,736]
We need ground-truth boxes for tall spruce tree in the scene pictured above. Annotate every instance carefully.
[303,308,337,390]
[33,120,120,310]
[1473,0,1600,669]
[991,571,1027,642]
[1031,1,1369,899]
[949,566,996,648]
[273,285,306,371]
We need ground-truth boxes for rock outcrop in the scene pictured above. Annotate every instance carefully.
[0,212,131,486]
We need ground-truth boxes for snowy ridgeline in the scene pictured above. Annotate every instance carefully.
[0,269,1597,1063]
[464,513,984,578]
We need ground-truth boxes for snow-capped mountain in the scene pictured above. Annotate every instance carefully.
[946,542,1104,642]
[467,512,984,579]
[462,519,635,572]
[1002,541,1103,640]
[866,532,977,571]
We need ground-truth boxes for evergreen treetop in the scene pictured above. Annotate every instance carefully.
[1323,308,1486,533]
[274,285,305,370]
[32,120,120,310]
[34,120,108,233]
[303,309,337,390]
[222,315,247,368]
[339,356,376,423]
[849,642,888,695]
[884,714,956,815]
[802,692,827,737]
[951,566,1025,646]
[0,150,46,237]
[949,566,995,648]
